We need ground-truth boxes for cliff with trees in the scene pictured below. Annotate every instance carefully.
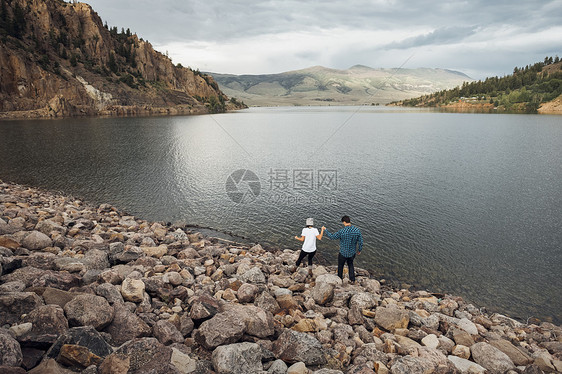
[0,0,245,119]
[392,57,562,114]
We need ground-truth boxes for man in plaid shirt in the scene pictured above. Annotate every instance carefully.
[323,215,363,283]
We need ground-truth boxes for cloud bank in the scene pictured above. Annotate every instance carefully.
[86,0,562,79]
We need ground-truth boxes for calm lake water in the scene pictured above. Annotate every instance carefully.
[0,106,561,324]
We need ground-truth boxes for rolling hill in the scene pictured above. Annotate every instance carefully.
[210,65,473,106]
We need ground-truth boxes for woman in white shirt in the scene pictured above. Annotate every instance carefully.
[294,218,325,271]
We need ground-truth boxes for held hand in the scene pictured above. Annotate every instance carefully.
[294,236,299,240]
[321,226,326,231]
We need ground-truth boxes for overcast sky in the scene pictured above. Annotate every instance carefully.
[86,0,562,80]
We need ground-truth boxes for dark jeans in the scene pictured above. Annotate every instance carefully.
[337,253,356,281]
[296,250,316,266]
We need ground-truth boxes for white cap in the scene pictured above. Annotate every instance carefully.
[306,218,314,226]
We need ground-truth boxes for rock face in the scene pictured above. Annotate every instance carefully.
[0,180,560,374]
[0,0,244,119]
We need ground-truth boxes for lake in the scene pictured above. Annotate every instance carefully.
[0,106,560,324]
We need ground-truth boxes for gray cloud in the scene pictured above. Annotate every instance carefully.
[86,0,562,79]
[387,26,479,50]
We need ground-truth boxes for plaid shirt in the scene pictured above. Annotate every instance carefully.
[325,225,363,257]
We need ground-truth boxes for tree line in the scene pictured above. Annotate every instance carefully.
[398,57,562,113]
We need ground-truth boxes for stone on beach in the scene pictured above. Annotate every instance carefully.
[0,180,561,374]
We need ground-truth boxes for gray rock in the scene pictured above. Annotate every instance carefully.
[353,343,388,366]
[267,359,288,374]
[390,356,434,374]
[41,287,80,308]
[0,329,23,367]
[0,292,44,325]
[349,292,377,310]
[36,219,66,236]
[170,347,197,373]
[19,305,69,347]
[46,326,113,360]
[471,342,515,374]
[238,267,266,284]
[121,277,146,303]
[225,304,275,338]
[153,320,184,345]
[447,355,486,374]
[104,304,152,345]
[456,318,478,336]
[0,280,26,293]
[193,310,246,349]
[254,290,280,314]
[179,314,194,337]
[489,339,532,366]
[237,283,259,303]
[272,329,327,366]
[375,304,409,331]
[189,294,221,321]
[212,342,264,374]
[64,294,114,330]
[22,230,52,250]
[115,337,178,374]
[311,281,335,306]
[96,283,124,305]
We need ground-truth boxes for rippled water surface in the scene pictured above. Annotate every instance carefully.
[1,107,561,323]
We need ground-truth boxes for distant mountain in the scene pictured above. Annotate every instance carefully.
[0,0,243,119]
[209,65,473,106]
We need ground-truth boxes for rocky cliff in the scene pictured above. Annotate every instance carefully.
[0,0,244,119]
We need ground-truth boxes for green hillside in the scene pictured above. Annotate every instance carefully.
[395,57,562,113]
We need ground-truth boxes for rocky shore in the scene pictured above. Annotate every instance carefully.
[0,180,560,374]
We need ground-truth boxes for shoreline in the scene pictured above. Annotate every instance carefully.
[1,179,561,373]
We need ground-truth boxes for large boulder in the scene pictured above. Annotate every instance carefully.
[64,294,114,330]
[121,278,145,303]
[114,337,179,374]
[238,267,266,284]
[211,342,264,374]
[237,283,259,303]
[390,356,434,374]
[0,292,44,325]
[254,291,280,314]
[226,304,275,338]
[153,320,184,346]
[189,294,221,321]
[349,292,377,310]
[22,231,52,250]
[19,305,69,347]
[471,342,515,374]
[272,329,327,366]
[104,304,151,345]
[311,281,336,306]
[447,355,486,374]
[489,339,533,366]
[194,310,246,349]
[36,219,66,236]
[374,304,409,331]
[0,329,23,367]
[46,326,113,360]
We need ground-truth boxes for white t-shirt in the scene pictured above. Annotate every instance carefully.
[301,227,320,253]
